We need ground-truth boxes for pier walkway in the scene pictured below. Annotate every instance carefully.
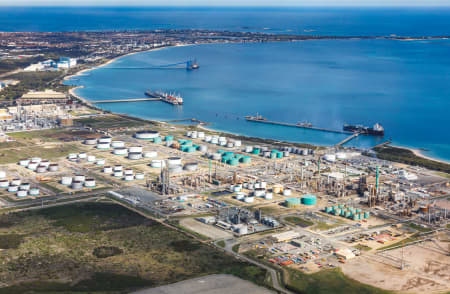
[372,140,392,149]
[245,117,352,134]
[93,98,161,103]
[335,133,359,147]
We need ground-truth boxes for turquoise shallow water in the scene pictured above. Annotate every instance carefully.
[66,39,450,161]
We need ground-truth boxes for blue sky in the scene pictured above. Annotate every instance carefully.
[1,0,449,6]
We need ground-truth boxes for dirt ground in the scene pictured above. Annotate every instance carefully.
[180,217,232,240]
[342,240,450,293]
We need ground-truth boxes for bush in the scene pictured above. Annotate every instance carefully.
[93,246,123,258]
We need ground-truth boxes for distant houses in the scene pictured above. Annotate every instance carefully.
[24,57,77,72]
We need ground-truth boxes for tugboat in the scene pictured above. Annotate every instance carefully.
[187,59,199,70]
[245,113,267,121]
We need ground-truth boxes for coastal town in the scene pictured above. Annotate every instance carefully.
[0,28,448,294]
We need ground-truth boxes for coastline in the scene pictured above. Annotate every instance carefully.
[63,43,450,166]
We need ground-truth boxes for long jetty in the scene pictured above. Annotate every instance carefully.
[245,117,353,134]
[335,133,359,146]
[93,98,161,103]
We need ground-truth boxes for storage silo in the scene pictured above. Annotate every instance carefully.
[301,194,317,206]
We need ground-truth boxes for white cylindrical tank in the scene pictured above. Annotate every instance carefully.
[235,192,246,200]
[245,146,253,153]
[323,154,336,162]
[87,155,96,162]
[8,185,18,192]
[226,142,234,148]
[244,196,255,203]
[68,153,77,160]
[124,175,134,181]
[113,171,124,177]
[124,169,133,176]
[336,152,347,160]
[254,188,265,197]
[150,160,165,168]
[128,152,142,160]
[71,181,83,189]
[143,151,157,158]
[31,157,42,163]
[96,159,105,165]
[204,135,212,142]
[111,140,125,148]
[48,164,59,172]
[233,186,241,192]
[36,165,47,173]
[264,192,273,200]
[0,180,9,188]
[0,171,5,179]
[191,131,198,139]
[84,138,97,145]
[98,136,112,144]
[167,157,182,166]
[78,152,87,159]
[198,132,205,138]
[19,183,30,190]
[260,181,267,189]
[40,160,50,167]
[27,162,38,170]
[135,173,145,180]
[19,159,30,166]
[17,190,28,197]
[11,178,21,186]
[183,162,198,171]
[128,146,143,153]
[84,178,96,187]
[113,147,128,155]
[61,176,72,185]
[211,137,218,144]
[103,166,113,173]
[97,143,110,149]
[135,131,159,140]
[198,145,207,152]
[29,188,40,196]
[211,153,222,160]
[113,165,123,172]
[283,189,292,196]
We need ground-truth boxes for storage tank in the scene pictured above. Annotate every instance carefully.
[124,169,133,176]
[336,152,347,160]
[272,184,283,194]
[234,140,242,147]
[84,138,97,145]
[165,135,174,141]
[198,145,208,152]
[364,212,370,219]
[204,135,212,142]
[128,146,143,153]
[31,157,42,163]
[283,151,290,157]
[27,162,38,170]
[8,185,18,192]
[96,159,105,165]
[283,189,292,196]
[168,165,183,174]
[135,173,145,180]
[128,152,142,160]
[40,160,50,168]
[123,174,134,181]
[74,175,85,182]
[235,192,245,200]
[150,160,165,168]
[254,188,265,197]
[71,181,83,189]
[113,171,123,177]
[29,188,40,196]
[61,176,72,185]
[244,146,253,153]
[264,192,273,200]
[0,180,9,188]
[19,159,30,166]
[11,178,21,186]
[227,158,239,166]
[103,166,113,173]
[111,140,125,148]
[238,225,248,235]
[78,153,87,159]
[84,178,96,187]
[143,151,157,158]
[87,155,96,162]
[113,147,128,155]
[211,137,219,144]
[244,196,255,203]
[211,153,222,160]
[135,130,159,140]
[198,132,205,139]
[191,131,198,139]
[252,148,260,155]
[36,165,47,173]
[17,190,28,197]
[48,163,59,172]
[68,153,77,160]
[323,154,336,162]
[285,198,301,208]
[113,165,123,172]
[96,143,110,149]
[301,194,317,206]
[184,162,198,171]
[240,156,251,164]
[98,136,112,144]
[19,183,30,190]
[167,157,182,166]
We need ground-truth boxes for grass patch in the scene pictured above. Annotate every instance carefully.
[407,222,432,233]
[312,220,341,231]
[353,244,372,252]
[75,114,152,129]
[377,233,420,251]
[217,240,226,248]
[284,268,393,294]
[0,143,81,164]
[375,145,450,173]
[0,234,24,249]
[285,216,314,227]
[232,244,240,253]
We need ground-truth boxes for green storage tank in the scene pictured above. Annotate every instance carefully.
[356,208,361,213]
[221,157,229,163]
[271,149,278,153]
[185,146,196,153]
[224,151,234,156]
[364,211,370,219]
[334,208,341,216]
[234,154,244,160]
[345,211,352,218]
[353,214,360,221]
[301,194,317,206]
[252,148,260,155]
[217,149,226,154]
[285,198,301,208]
[153,137,162,144]
[332,205,338,210]
[338,204,345,208]
[276,152,283,158]
[240,156,251,164]
[165,135,174,141]
[178,139,186,144]
[270,153,277,159]
[325,207,333,213]
[340,209,346,216]
[228,158,239,166]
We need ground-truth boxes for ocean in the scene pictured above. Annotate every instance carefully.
[2,7,449,161]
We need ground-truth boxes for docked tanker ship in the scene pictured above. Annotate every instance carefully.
[343,123,384,136]
[145,90,183,105]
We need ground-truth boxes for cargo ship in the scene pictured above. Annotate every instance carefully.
[145,90,183,105]
[343,123,384,136]
[187,59,199,70]
[245,113,266,121]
